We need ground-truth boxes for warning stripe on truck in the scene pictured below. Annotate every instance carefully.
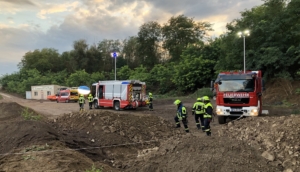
[128,84,133,102]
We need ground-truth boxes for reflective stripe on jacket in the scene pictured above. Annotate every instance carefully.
[177,105,187,120]
[204,103,213,118]
[79,97,85,104]
[88,95,93,102]
[192,102,205,114]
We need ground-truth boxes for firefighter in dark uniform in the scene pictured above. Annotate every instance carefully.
[79,94,85,111]
[148,92,153,111]
[174,99,189,133]
[203,96,213,136]
[88,93,93,109]
[192,97,205,131]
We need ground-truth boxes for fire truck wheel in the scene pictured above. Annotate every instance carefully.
[218,116,226,124]
[114,101,120,111]
[94,101,99,109]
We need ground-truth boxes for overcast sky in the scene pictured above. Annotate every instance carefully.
[0,0,264,76]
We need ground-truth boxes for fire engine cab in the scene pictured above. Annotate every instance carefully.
[211,70,269,124]
[91,80,147,110]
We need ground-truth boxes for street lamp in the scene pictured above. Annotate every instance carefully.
[237,30,250,73]
[110,52,118,80]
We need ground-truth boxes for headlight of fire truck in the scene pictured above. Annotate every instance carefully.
[250,109,258,116]
[216,108,222,115]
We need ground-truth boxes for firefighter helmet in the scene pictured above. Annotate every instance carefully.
[149,92,152,96]
[197,97,202,101]
[174,99,181,105]
[80,94,84,97]
[202,96,210,101]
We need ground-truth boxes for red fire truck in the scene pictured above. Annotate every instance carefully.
[211,70,268,124]
[91,80,147,110]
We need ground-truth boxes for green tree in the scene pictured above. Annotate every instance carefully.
[18,48,63,73]
[90,72,105,83]
[162,14,212,62]
[172,44,216,92]
[150,64,175,94]
[86,44,103,73]
[122,36,139,69]
[117,65,133,80]
[137,21,162,68]
[61,51,76,74]
[97,39,122,72]
[71,39,88,70]
[66,70,92,87]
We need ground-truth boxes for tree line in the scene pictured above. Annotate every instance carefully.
[1,0,300,96]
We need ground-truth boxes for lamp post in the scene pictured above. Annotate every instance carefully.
[237,30,250,73]
[111,52,118,80]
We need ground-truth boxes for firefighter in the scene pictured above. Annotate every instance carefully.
[203,96,213,136]
[88,93,93,109]
[79,94,85,111]
[148,92,153,111]
[174,99,189,133]
[192,97,205,131]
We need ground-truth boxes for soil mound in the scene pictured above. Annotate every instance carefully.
[127,134,281,172]
[0,102,26,121]
[50,110,184,168]
[219,115,300,171]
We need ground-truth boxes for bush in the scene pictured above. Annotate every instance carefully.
[189,88,213,99]
[21,107,41,120]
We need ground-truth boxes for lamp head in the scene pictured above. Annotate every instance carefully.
[237,31,242,37]
[244,30,250,36]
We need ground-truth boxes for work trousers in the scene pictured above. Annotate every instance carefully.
[89,102,93,109]
[175,116,189,133]
[149,102,153,111]
[79,103,84,111]
[194,113,205,131]
[204,118,212,136]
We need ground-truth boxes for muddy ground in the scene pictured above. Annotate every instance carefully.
[0,90,299,172]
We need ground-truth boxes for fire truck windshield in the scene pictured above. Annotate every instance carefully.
[218,79,255,92]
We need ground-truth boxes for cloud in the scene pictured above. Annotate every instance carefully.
[36,1,80,19]
[0,0,35,6]
[0,0,36,14]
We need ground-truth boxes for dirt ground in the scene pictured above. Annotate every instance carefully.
[0,86,300,172]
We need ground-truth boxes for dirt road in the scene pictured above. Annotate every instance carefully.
[0,92,299,172]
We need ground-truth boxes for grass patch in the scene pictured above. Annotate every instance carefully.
[282,99,292,107]
[24,144,51,152]
[291,109,300,115]
[153,87,213,100]
[0,94,2,100]
[22,155,35,160]
[85,164,103,172]
[296,88,300,94]
[188,88,213,99]
[21,107,41,120]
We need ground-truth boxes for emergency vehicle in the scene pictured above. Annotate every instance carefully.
[91,80,147,110]
[56,89,79,103]
[211,70,268,124]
